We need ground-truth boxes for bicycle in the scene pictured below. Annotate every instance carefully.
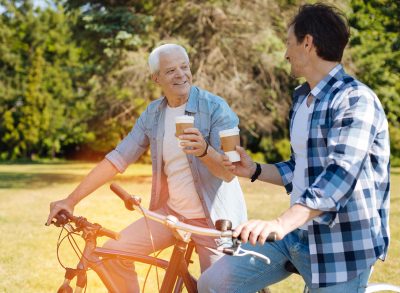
[48,183,272,293]
[282,260,400,293]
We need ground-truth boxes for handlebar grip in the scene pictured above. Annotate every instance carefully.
[99,227,120,240]
[110,183,141,211]
[236,232,277,242]
[266,232,277,242]
[110,183,132,201]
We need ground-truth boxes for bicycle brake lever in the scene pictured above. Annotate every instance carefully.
[232,246,271,264]
[217,239,271,264]
[51,210,70,227]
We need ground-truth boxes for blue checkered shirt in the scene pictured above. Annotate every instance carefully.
[275,64,390,287]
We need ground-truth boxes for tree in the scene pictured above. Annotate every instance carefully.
[0,0,92,159]
[349,0,400,159]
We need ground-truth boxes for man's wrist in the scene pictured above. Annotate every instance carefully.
[66,195,79,207]
[197,141,209,158]
[250,162,262,182]
[274,217,287,239]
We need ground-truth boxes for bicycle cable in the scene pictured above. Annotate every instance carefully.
[56,226,83,268]
[139,204,161,293]
[56,226,90,293]
[142,249,163,292]
[56,223,102,270]
[56,225,68,269]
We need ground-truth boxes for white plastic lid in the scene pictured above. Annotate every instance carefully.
[219,127,240,137]
[175,115,194,123]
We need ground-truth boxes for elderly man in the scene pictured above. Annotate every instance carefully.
[46,44,247,292]
[198,3,390,293]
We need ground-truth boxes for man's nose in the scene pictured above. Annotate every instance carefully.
[284,50,289,60]
[175,68,184,77]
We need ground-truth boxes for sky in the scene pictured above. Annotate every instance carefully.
[0,0,53,14]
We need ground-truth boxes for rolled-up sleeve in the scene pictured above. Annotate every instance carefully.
[105,110,150,173]
[274,153,296,194]
[209,100,239,152]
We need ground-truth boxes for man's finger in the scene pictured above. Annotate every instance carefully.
[46,209,58,226]
[235,220,258,243]
[236,146,249,158]
[256,223,271,245]
[233,222,246,238]
[248,221,264,245]
[183,128,200,135]
[236,146,245,152]
[222,160,233,167]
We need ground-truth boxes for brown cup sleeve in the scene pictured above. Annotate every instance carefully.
[220,135,240,152]
[175,123,194,137]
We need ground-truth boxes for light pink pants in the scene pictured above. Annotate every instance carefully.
[102,205,222,292]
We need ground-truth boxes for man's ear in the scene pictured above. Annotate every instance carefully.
[151,73,159,84]
[304,34,314,51]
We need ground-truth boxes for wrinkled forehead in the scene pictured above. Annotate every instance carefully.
[159,50,189,69]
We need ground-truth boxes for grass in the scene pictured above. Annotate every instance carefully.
[0,163,399,292]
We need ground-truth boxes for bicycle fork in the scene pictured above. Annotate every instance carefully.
[57,233,121,293]
[161,239,197,293]
[57,267,87,293]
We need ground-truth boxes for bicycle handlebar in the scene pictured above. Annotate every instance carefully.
[49,183,273,266]
[52,210,120,240]
[110,183,277,242]
[110,183,233,238]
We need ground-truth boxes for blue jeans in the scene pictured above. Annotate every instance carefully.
[198,229,372,293]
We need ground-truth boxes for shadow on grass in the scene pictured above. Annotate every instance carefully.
[0,172,152,189]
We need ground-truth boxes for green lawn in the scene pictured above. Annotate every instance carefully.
[0,163,399,292]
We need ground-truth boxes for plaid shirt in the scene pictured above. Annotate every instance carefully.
[275,64,390,288]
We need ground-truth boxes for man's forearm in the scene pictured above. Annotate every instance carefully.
[67,158,119,205]
[251,163,284,186]
[277,204,323,235]
[200,147,235,182]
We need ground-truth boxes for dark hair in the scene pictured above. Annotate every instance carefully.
[290,3,350,62]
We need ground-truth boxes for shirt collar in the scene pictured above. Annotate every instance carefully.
[185,86,199,113]
[310,64,344,100]
[157,85,198,113]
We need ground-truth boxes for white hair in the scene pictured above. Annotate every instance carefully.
[148,44,189,74]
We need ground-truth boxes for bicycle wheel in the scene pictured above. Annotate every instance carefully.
[366,283,400,293]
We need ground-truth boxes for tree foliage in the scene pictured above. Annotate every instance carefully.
[0,0,399,163]
[0,0,93,159]
[349,0,400,160]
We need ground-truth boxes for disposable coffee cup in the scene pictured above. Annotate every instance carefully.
[175,115,194,147]
[219,127,241,162]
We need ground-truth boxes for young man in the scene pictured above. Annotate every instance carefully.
[198,4,390,293]
[46,44,247,292]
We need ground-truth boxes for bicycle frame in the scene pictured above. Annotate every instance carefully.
[57,221,198,293]
[53,184,269,293]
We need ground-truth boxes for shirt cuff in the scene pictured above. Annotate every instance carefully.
[295,189,338,226]
[274,161,294,194]
[105,150,128,173]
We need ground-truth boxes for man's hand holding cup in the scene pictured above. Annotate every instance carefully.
[219,127,251,177]
[176,115,208,157]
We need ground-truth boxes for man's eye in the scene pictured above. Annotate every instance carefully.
[167,69,174,74]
